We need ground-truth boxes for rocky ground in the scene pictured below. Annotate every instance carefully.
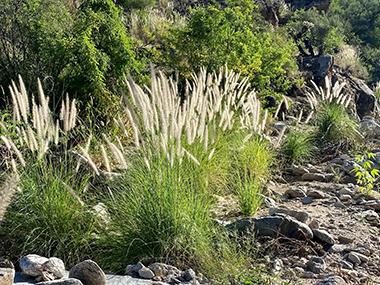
[214,154,380,285]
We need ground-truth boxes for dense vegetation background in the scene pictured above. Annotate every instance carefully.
[1,0,377,123]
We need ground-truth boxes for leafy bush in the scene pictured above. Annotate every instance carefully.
[63,0,142,112]
[353,152,380,193]
[165,1,298,98]
[0,0,74,94]
[0,0,142,121]
[315,103,359,144]
[0,159,99,266]
[281,129,315,164]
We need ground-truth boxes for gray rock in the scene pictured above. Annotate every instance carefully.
[363,210,379,221]
[306,256,326,274]
[307,189,326,199]
[252,214,313,240]
[302,173,326,182]
[126,262,144,277]
[182,269,196,282]
[147,263,167,277]
[362,200,380,211]
[353,76,376,119]
[315,275,346,285]
[313,229,335,245]
[138,267,155,279]
[360,117,380,138]
[69,260,106,285]
[302,196,314,205]
[0,267,15,285]
[339,188,355,196]
[285,188,307,198]
[346,252,369,265]
[269,207,310,223]
[36,278,84,285]
[43,258,65,279]
[20,255,49,277]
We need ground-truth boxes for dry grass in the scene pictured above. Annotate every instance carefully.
[306,76,351,110]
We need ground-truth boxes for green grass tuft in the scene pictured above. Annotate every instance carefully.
[281,129,315,164]
[0,159,99,267]
[315,102,360,145]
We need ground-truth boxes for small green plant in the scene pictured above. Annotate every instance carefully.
[353,152,380,193]
[281,129,315,164]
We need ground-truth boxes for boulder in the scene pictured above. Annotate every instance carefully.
[353,79,376,119]
[227,214,313,240]
[20,255,49,277]
[69,260,106,285]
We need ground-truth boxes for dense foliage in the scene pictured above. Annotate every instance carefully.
[166,2,298,98]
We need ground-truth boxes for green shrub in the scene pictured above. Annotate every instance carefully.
[281,129,315,164]
[164,1,298,98]
[0,159,99,266]
[0,0,142,121]
[315,103,359,144]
